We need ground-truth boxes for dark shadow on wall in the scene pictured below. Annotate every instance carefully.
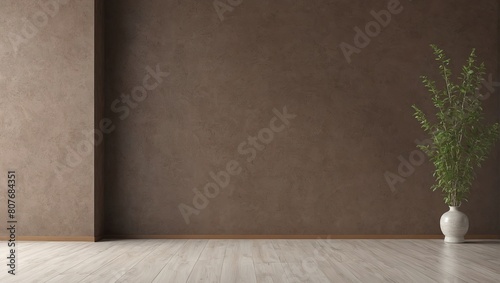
[497,2,500,235]
[103,0,127,236]
[94,0,105,239]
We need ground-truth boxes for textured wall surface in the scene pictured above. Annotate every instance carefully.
[0,0,98,237]
[94,0,105,238]
[103,0,500,236]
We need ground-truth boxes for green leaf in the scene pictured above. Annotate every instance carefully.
[412,44,500,205]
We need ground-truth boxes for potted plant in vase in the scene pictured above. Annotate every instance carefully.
[412,45,500,243]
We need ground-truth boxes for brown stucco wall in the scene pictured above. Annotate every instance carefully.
[103,0,499,236]
[0,0,100,238]
[1,1,496,239]
[105,0,500,235]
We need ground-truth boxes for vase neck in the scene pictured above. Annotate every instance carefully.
[449,206,459,211]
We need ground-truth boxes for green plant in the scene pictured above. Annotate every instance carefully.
[412,45,500,206]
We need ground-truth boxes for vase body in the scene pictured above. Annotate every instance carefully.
[440,206,469,243]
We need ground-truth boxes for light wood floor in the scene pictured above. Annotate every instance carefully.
[0,239,499,282]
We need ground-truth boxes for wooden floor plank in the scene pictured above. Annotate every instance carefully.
[282,262,331,283]
[79,240,163,283]
[186,240,227,283]
[0,242,100,282]
[45,241,139,282]
[117,240,186,283]
[254,263,289,283]
[151,239,207,283]
[0,239,497,282]
[220,240,257,283]
[252,240,280,264]
[15,242,94,281]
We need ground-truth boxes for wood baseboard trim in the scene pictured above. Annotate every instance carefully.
[104,234,500,240]
[0,236,100,242]
[1,235,497,241]
[466,234,500,239]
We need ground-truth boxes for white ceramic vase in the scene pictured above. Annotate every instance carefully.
[440,206,469,243]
